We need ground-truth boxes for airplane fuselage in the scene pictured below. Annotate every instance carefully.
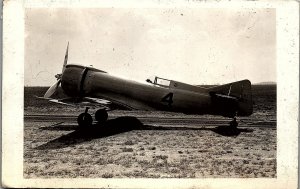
[61,64,252,117]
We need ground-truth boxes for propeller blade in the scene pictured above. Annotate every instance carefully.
[62,42,69,74]
[44,79,61,98]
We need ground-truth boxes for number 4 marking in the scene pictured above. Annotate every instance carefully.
[162,92,173,107]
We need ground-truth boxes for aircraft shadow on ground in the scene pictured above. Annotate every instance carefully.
[36,116,253,150]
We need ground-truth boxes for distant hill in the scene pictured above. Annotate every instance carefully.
[195,85,217,88]
[254,82,277,85]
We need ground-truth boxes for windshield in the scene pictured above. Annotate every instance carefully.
[155,77,171,87]
[146,76,171,87]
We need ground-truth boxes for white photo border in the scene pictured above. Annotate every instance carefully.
[2,0,299,188]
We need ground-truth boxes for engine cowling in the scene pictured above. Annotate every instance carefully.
[61,65,87,97]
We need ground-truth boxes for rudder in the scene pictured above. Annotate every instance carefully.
[208,80,253,117]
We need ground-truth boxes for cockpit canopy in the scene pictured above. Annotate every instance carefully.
[146,76,172,88]
[146,76,207,93]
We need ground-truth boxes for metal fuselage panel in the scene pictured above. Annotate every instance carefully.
[61,65,213,114]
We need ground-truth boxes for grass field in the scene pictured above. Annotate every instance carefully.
[24,122,276,178]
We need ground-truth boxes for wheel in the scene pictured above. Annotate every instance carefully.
[95,109,108,123]
[77,113,93,127]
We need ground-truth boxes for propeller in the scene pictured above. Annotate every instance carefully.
[44,42,69,98]
[44,80,61,98]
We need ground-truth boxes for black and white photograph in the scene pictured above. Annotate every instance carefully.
[24,7,277,178]
[2,0,299,188]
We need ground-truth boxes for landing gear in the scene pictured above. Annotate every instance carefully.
[229,117,238,129]
[95,108,108,123]
[77,107,108,127]
[77,107,93,127]
[229,112,238,129]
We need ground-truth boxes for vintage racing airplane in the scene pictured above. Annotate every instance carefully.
[39,43,253,128]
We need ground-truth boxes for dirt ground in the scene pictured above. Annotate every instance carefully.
[24,85,276,178]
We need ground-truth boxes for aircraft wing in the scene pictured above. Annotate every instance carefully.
[92,91,156,111]
[35,96,134,110]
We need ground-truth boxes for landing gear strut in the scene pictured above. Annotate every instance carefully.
[77,107,93,127]
[229,112,238,129]
[229,117,238,129]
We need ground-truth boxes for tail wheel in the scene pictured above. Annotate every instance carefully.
[229,118,238,129]
[77,113,93,127]
[95,109,108,123]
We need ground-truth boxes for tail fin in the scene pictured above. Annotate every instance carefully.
[208,80,253,117]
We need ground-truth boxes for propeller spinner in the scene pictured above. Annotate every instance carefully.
[44,42,69,98]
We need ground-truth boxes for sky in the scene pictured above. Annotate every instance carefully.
[25,8,276,86]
